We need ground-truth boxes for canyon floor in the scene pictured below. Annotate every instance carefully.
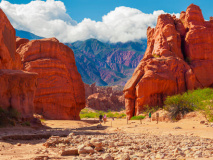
[0,112,213,160]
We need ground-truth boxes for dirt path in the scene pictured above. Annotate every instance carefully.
[0,112,212,160]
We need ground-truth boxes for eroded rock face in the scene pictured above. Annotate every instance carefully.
[0,9,21,70]
[124,4,213,119]
[17,38,85,120]
[16,37,29,49]
[0,70,37,119]
[0,9,37,119]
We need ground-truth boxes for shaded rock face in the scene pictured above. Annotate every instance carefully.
[17,38,85,120]
[0,9,21,70]
[85,83,124,111]
[0,9,37,119]
[124,4,213,119]
[0,70,37,119]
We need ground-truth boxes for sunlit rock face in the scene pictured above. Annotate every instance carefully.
[17,38,85,120]
[124,4,213,119]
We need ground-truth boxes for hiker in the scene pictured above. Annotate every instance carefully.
[99,114,103,124]
[149,112,151,122]
[103,114,107,124]
[156,112,159,124]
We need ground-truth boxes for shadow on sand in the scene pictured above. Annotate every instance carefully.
[0,120,111,144]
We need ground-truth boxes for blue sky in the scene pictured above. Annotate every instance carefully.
[5,0,213,22]
[1,0,213,43]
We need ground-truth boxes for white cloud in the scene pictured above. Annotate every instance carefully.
[0,0,180,43]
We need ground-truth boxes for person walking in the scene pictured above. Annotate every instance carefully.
[99,114,103,124]
[103,114,107,124]
[149,112,151,122]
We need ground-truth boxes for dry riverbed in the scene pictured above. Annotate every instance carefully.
[0,112,213,160]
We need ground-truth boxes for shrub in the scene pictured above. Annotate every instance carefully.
[152,54,160,58]
[0,107,20,127]
[130,115,145,120]
[164,88,213,121]
[142,105,159,115]
[21,121,31,126]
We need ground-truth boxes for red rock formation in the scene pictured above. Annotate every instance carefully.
[124,4,213,119]
[0,70,37,119]
[0,9,37,119]
[16,37,29,49]
[85,83,124,111]
[17,38,85,120]
[0,9,21,70]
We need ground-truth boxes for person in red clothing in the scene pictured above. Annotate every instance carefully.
[103,114,107,124]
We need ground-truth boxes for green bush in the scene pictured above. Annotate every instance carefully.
[164,88,213,121]
[80,108,126,119]
[21,121,31,126]
[152,54,160,58]
[0,107,20,127]
[130,115,145,120]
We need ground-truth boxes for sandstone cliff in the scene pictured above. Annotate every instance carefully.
[0,9,37,119]
[85,83,124,111]
[124,4,213,119]
[0,70,37,119]
[16,37,29,49]
[17,38,85,120]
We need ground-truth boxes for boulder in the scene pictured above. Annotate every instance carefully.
[17,38,85,120]
[124,4,213,119]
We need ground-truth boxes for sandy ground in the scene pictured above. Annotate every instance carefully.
[0,112,213,160]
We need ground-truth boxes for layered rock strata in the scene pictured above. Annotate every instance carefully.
[124,4,213,119]
[17,38,85,120]
[16,37,29,49]
[0,9,37,119]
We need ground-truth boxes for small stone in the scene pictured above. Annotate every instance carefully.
[156,153,165,159]
[91,138,103,148]
[102,153,113,160]
[68,132,75,137]
[33,156,49,160]
[200,121,205,124]
[78,145,94,154]
[120,153,130,160]
[60,148,78,156]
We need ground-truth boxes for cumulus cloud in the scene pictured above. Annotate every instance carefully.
[0,0,180,43]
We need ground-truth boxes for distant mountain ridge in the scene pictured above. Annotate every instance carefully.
[67,38,147,86]
[15,29,43,40]
[15,29,147,86]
